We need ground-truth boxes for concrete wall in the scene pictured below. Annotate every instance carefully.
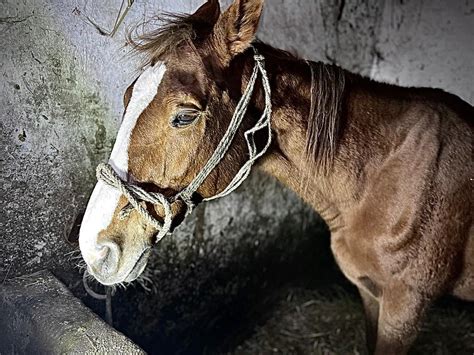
[1,0,472,351]
[2,0,472,278]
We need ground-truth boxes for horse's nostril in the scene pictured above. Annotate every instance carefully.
[96,245,109,260]
[91,241,120,276]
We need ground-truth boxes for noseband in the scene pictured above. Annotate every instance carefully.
[96,48,272,243]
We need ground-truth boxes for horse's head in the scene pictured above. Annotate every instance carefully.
[79,0,269,285]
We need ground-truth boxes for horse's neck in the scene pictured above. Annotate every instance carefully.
[256,49,359,229]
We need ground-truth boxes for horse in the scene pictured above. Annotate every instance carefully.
[78,0,473,353]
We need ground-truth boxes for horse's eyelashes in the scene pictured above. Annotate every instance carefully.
[171,110,200,128]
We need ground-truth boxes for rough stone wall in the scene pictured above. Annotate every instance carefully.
[1,1,472,350]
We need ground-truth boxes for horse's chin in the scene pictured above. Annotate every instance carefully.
[123,247,151,283]
[88,247,151,286]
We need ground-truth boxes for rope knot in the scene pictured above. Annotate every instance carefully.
[95,163,173,243]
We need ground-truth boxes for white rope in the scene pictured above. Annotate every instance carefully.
[96,163,172,243]
[178,51,272,205]
[203,55,272,200]
[95,48,272,240]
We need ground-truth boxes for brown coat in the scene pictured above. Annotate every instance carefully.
[81,1,474,353]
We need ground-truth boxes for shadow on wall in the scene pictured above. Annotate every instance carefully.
[81,208,336,354]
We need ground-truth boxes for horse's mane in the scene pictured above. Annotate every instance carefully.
[305,60,346,173]
[128,12,347,173]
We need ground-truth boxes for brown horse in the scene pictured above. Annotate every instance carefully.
[78,0,473,353]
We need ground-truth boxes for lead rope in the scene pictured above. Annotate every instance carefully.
[96,47,272,242]
[82,270,114,326]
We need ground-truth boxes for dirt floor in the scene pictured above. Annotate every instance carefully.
[230,286,474,355]
[84,238,474,355]
[81,228,473,355]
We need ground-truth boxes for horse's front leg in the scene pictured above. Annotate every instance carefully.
[374,281,431,355]
[358,287,379,354]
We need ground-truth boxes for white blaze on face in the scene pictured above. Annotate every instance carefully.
[79,62,167,264]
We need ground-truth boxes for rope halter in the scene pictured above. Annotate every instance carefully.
[96,48,272,244]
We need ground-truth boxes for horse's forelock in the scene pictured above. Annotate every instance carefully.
[126,8,218,67]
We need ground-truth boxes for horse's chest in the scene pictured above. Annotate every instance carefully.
[330,228,386,296]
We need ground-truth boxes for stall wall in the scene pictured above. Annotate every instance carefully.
[1,0,472,297]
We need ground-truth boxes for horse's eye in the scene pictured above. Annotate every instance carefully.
[171,110,200,128]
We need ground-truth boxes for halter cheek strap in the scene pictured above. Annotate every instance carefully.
[177,51,272,208]
[96,48,272,243]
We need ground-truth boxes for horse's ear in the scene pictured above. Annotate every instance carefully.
[213,0,264,65]
[190,0,221,27]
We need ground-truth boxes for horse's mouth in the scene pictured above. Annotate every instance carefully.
[124,247,151,283]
